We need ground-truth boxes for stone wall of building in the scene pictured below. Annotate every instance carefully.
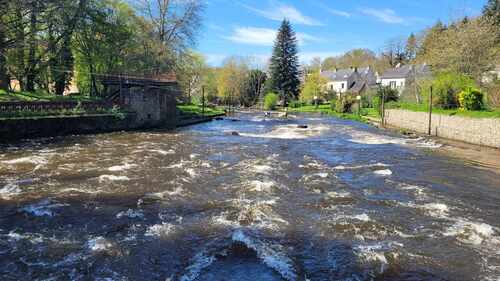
[385,109,500,148]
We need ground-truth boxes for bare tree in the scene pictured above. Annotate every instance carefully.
[383,37,407,67]
[137,0,204,51]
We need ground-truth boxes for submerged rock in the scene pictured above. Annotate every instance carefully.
[231,131,240,136]
[297,125,308,129]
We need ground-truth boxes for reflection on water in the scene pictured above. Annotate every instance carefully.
[1,112,499,281]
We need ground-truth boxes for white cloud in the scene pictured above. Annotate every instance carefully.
[204,51,343,67]
[360,8,405,24]
[243,2,323,26]
[326,8,351,18]
[224,26,322,46]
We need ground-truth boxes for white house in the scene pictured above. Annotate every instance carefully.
[379,64,431,93]
[320,66,378,94]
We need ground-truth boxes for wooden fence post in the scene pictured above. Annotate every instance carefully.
[202,85,205,117]
[428,86,433,135]
[381,87,386,127]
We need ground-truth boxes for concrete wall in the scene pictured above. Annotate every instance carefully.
[0,114,141,142]
[385,109,500,148]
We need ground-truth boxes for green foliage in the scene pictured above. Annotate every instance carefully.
[264,92,279,110]
[288,100,302,108]
[300,71,327,104]
[241,69,267,107]
[458,88,484,110]
[373,86,399,115]
[269,20,301,104]
[420,72,477,109]
[335,95,356,113]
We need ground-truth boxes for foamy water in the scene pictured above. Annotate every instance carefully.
[1,112,499,281]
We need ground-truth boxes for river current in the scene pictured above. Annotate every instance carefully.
[1,112,499,281]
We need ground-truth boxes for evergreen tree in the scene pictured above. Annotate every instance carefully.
[269,19,300,106]
[405,33,418,62]
[483,0,500,26]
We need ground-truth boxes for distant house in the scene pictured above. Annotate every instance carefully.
[320,66,378,95]
[379,64,431,93]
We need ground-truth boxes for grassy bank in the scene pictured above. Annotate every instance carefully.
[386,102,500,118]
[0,89,100,102]
[287,104,370,123]
[177,104,225,117]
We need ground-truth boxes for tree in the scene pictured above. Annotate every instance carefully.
[483,0,500,26]
[382,37,407,67]
[300,71,327,104]
[269,19,301,106]
[416,18,498,82]
[216,56,249,106]
[177,51,206,103]
[240,69,267,107]
[405,33,418,62]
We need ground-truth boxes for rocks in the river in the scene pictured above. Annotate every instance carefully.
[231,131,240,136]
[215,117,224,121]
[297,125,308,129]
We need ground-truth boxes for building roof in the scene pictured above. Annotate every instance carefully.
[320,68,356,82]
[380,64,431,79]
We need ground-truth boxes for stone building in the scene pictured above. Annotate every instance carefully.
[100,77,179,129]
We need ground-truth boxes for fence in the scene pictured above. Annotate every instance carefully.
[0,101,113,114]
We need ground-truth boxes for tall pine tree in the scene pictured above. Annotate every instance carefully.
[483,0,500,26]
[269,20,300,106]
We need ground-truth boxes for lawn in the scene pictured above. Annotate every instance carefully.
[0,89,101,102]
[287,104,367,122]
[177,104,225,117]
[386,102,500,118]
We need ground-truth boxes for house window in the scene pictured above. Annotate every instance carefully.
[400,81,404,87]
[390,81,397,89]
[341,83,345,89]
[330,85,334,91]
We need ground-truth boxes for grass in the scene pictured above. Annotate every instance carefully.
[177,104,225,117]
[287,104,367,123]
[386,102,500,118]
[0,89,101,102]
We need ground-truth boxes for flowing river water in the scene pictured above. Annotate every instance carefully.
[1,112,499,281]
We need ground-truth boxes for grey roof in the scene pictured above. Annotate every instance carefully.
[320,69,356,82]
[380,64,431,79]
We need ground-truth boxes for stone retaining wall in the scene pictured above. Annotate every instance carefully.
[0,114,142,142]
[385,109,500,148]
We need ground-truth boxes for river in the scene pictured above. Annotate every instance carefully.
[1,112,499,281]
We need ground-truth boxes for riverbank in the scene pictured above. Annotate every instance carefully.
[286,104,376,123]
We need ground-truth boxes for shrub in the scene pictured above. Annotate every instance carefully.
[420,72,477,109]
[373,86,399,116]
[288,99,302,108]
[458,88,484,110]
[264,92,278,110]
[335,95,355,113]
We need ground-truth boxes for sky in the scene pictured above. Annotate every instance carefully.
[197,0,487,67]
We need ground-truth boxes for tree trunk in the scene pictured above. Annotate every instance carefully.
[25,5,38,92]
[0,26,9,91]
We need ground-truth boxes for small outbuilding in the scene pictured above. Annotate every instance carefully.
[100,76,179,129]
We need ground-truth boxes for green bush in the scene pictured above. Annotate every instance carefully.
[458,88,484,111]
[264,92,278,110]
[288,99,302,108]
[329,97,338,111]
[335,95,355,113]
[420,72,477,109]
[373,86,399,116]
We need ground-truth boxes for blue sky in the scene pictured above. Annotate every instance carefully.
[197,0,487,66]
